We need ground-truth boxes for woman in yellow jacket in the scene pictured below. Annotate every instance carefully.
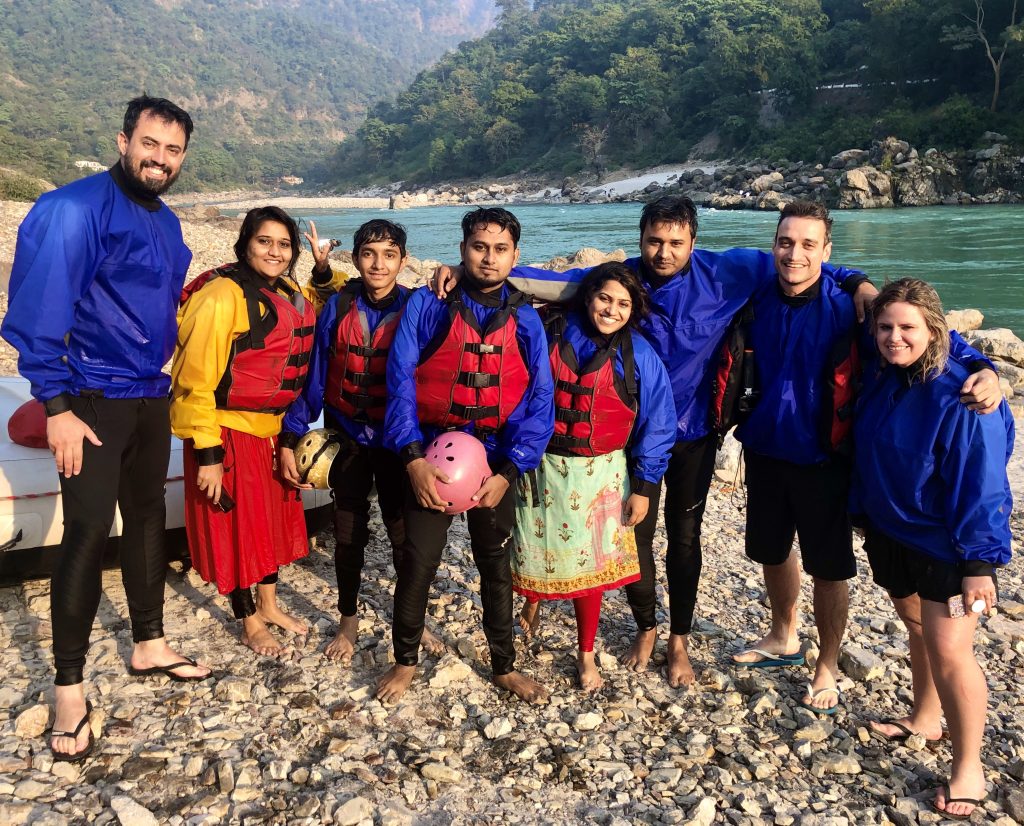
[171,206,321,655]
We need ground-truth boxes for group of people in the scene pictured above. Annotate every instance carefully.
[2,96,1013,820]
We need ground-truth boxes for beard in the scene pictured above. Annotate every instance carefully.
[119,150,180,197]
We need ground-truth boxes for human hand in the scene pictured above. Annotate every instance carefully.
[303,220,332,273]
[959,369,1001,415]
[962,575,997,616]
[408,458,449,511]
[47,411,102,478]
[471,473,508,509]
[429,264,463,298]
[196,462,225,505]
[853,281,879,323]
[623,493,649,527]
[279,447,312,489]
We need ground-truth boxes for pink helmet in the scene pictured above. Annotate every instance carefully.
[425,431,492,514]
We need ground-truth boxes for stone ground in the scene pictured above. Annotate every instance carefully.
[0,484,1022,826]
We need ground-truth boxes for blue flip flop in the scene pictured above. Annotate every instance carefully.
[731,647,805,668]
[801,685,841,716]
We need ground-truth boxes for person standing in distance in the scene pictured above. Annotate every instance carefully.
[2,96,211,763]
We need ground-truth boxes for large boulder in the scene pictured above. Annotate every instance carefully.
[993,360,1024,394]
[838,166,893,209]
[965,328,1024,368]
[945,308,984,333]
[751,171,784,193]
[828,149,869,169]
[892,160,960,207]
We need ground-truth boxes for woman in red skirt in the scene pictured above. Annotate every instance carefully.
[171,206,317,655]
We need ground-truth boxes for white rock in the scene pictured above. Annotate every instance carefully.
[685,796,717,826]
[574,712,603,731]
[484,717,513,739]
[334,796,373,826]
[110,796,159,826]
[13,704,49,738]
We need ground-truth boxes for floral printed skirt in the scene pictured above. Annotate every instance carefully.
[511,450,640,601]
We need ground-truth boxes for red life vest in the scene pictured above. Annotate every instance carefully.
[183,264,316,415]
[546,313,637,456]
[324,282,402,423]
[415,286,530,434]
[709,302,860,454]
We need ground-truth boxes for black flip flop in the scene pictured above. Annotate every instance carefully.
[930,783,986,821]
[870,718,945,743]
[50,701,94,763]
[128,656,213,682]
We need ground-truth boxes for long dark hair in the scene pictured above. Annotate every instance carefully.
[234,206,301,280]
[573,261,650,328]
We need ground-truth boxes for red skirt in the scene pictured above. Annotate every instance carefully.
[184,428,308,594]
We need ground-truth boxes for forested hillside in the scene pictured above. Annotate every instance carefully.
[0,0,494,189]
[326,0,1024,186]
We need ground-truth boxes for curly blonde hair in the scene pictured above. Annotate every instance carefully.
[871,278,950,380]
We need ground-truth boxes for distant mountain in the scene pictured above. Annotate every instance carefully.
[0,0,495,189]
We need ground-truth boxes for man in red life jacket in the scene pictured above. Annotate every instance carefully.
[728,202,1000,715]
[379,208,555,704]
[279,219,443,663]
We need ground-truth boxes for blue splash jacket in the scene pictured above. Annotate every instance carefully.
[850,358,1014,567]
[2,168,192,401]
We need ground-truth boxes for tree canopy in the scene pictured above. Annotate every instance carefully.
[326,0,1024,186]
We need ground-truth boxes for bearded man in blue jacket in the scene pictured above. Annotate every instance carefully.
[2,96,211,762]
[728,202,999,714]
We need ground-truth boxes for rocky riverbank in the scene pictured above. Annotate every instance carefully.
[1,200,1023,825]
[330,134,1023,212]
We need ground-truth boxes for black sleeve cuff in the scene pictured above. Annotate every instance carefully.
[495,460,520,484]
[840,274,870,295]
[401,442,425,465]
[963,559,996,578]
[311,263,334,285]
[967,359,992,375]
[195,446,225,466]
[630,477,658,497]
[278,431,300,450]
[43,394,73,416]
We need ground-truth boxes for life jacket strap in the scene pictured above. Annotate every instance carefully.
[346,371,386,387]
[555,408,589,424]
[465,342,501,355]
[450,403,500,421]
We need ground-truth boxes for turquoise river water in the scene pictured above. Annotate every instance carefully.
[291,204,1024,335]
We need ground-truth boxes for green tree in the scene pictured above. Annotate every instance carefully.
[942,0,1022,110]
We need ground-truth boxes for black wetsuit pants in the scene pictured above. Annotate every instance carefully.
[392,482,516,675]
[52,395,170,686]
[627,434,719,636]
[328,437,406,618]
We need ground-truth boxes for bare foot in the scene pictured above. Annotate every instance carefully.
[256,601,308,636]
[324,615,359,662]
[730,631,800,665]
[799,663,838,712]
[241,616,283,656]
[622,627,656,671]
[869,717,944,742]
[518,600,541,640]
[51,684,91,759]
[492,670,549,703]
[666,633,695,687]
[376,664,416,703]
[576,651,603,692]
[421,626,446,656]
[934,772,987,820]
[130,637,211,679]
